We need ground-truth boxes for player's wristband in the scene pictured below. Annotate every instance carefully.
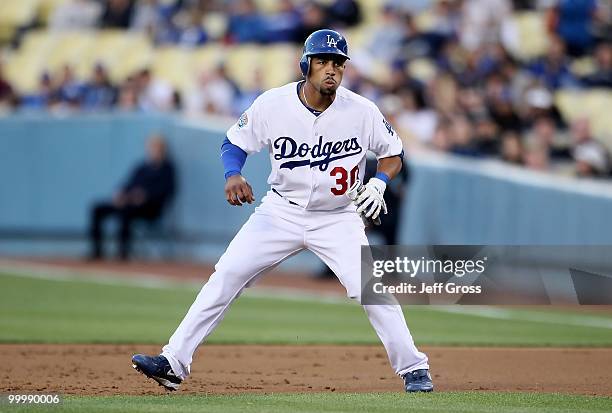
[225,170,241,179]
[375,172,390,184]
[221,137,247,180]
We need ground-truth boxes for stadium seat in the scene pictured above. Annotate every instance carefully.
[0,0,40,43]
[570,57,596,77]
[37,0,71,24]
[110,33,154,81]
[83,30,152,82]
[355,0,383,25]
[261,44,300,89]
[4,30,58,93]
[4,29,154,92]
[18,29,53,54]
[408,58,437,82]
[555,89,612,148]
[511,12,549,60]
[46,32,96,76]
[153,46,198,93]
[202,12,227,41]
[91,31,133,82]
[343,25,373,51]
[226,45,264,90]
[4,51,42,93]
[191,43,225,73]
[414,9,436,32]
[254,0,283,13]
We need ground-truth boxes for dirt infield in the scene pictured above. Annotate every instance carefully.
[2,259,611,397]
[1,344,611,396]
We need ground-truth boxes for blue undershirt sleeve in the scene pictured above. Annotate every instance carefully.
[221,137,248,180]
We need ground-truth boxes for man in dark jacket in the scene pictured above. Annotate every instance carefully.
[88,135,176,260]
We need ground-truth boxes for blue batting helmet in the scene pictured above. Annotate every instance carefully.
[299,29,350,77]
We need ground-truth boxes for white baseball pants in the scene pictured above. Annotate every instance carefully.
[162,192,428,379]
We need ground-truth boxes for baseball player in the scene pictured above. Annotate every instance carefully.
[132,29,433,393]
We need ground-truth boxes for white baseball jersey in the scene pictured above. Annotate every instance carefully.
[226,82,403,211]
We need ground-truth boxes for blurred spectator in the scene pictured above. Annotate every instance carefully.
[527,115,572,160]
[547,0,598,57]
[131,0,173,44]
[454,49,489,86]
[593,2,612,42]
[527,35,578,90]
[521,86,566,129]
[428,0,462,39]
[485,72,522,132]
[233,69,264,115]
[395,89,437,144]
[0,62,18,110]
[460,0,517,52]
[386,0,433,14]
[457,86,487,118]
[364,4,406,63]
[295,2,329,43]
[100,0,135,29]
[88,134,176,260]
[570,117,610,177]
[378,94,403,133]
[436,38,466,76]
[176,11,208,47]
[262,0,302,43]
[49,0,101,30]
[513,0,534,10]
[523,138,551,171]
[131,0,163,32]
[21,72,54,109]
[82,64,118,110]
[186,65,238,116]
[574,143,609,177]
[226,0,264,43]
[431,121,452,152]
[54,65,85,108]
[582,41,612,87]
[499,57,535,108]
[473,114,500,156]
[385,65,423,96]
[136,69,175,112]
[429,72,458,118]
[449,116,481,157]
[398,13,439,61]
[117,76,140,111]
[327,0,362,27]
[500,130,523,164]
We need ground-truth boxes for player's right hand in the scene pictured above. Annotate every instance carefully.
[224,175,255,206]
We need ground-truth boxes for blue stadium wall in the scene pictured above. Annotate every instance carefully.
[1,113,612,270]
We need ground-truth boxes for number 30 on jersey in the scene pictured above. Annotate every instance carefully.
[330,165,359,195]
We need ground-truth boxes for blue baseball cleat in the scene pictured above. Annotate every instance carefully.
[131,354,182,391]
[403,369,434,392]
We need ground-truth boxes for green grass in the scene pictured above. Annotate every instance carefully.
[2,272,611,412]
[5,393,612,413]
[1,272,612,346]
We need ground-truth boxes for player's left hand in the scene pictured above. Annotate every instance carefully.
[354,177,387,220]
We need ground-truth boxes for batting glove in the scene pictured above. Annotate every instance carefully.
[353,177,387,220]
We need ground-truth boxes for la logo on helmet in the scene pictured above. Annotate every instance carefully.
[326,35,338,47]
